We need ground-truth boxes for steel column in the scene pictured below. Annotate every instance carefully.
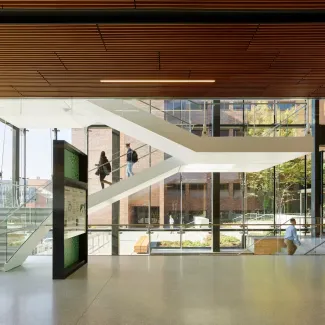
[12,126,20,206]
[111,129,120,255]
[311,99,322,237]
[212,100,221,252]
[23,128,27,206]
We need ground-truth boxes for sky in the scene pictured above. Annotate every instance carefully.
[0,123,72,180]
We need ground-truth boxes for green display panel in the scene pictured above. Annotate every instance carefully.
[53,141,88,280]
[64,149,80,180]
[64,237,80,268]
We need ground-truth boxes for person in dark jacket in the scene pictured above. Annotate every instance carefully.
[97,151,112,189]
[126,143,134,177]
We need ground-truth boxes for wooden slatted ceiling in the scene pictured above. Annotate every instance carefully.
[2,1,325,9]
[1,24,325,98]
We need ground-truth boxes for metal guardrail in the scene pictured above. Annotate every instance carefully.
[0,181,52,226]
[88,143,148,173]
[304,239,325,255]
[30,221,325,256]
[137,99,192,127]
[247,101,308,137]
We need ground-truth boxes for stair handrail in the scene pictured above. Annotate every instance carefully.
[109,149,158,175]
[137,100,192,128]
[89,148,159,178]
[304,237,325,255]
[88,143,148,173]
[0,181,53,226]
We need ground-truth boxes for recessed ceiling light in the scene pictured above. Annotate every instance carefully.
[100,79,215,83]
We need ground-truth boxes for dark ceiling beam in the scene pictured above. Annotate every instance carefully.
[1,9,325,24]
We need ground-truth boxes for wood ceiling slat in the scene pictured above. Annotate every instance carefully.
[2,1,325,9]
[1,1,134,8]
[136,1,325,9]
[0,23,324,97]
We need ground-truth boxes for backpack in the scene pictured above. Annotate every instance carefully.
[132,150,138,163]
[104,162,112,175]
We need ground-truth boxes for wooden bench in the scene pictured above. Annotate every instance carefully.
[134,236,149,254]
[253,237,286,255]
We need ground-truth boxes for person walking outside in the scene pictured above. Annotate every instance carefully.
[284,218,301,255]
[126,143,135,177]
[169,214,174,234]
[95,151,112,189]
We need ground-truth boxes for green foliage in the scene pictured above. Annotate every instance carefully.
[245,101,310,214]
[246,102,274,136]
[220,235,241,247]
[157,235,240,248]
[8,234,25,247]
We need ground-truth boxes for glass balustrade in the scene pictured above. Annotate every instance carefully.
[0,181,53,267]
[29,220,325,257]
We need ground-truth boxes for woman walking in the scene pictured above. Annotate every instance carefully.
[96,151,112,189]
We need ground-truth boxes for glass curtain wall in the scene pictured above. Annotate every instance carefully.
[113,100,213,254]
[83,99,310,255]
[0,98,313,256]
[0,125,72,257]
[160,100,212,252]
[221,100,310,249]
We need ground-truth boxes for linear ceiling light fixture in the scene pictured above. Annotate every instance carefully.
[100,79,215,83]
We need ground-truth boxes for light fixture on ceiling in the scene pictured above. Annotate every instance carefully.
[100,79,215,83]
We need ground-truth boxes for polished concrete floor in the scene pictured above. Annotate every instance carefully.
[0,256,325,325]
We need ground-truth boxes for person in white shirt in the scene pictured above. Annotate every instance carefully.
[284,218,301,255]
[169,214,174,230]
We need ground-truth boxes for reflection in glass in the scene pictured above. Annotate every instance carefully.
[246,168,274,222]
[164,173,183,226]
[275,158,309,225]
[220,173,243,224]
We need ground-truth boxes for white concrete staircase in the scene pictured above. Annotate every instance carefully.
[85,99,312,211]
[85,99,313,172]
[89,157,182,212]
[89,155,267,212]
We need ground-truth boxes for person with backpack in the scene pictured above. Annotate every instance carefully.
[95,151,112,189]
[126,143,138,177]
